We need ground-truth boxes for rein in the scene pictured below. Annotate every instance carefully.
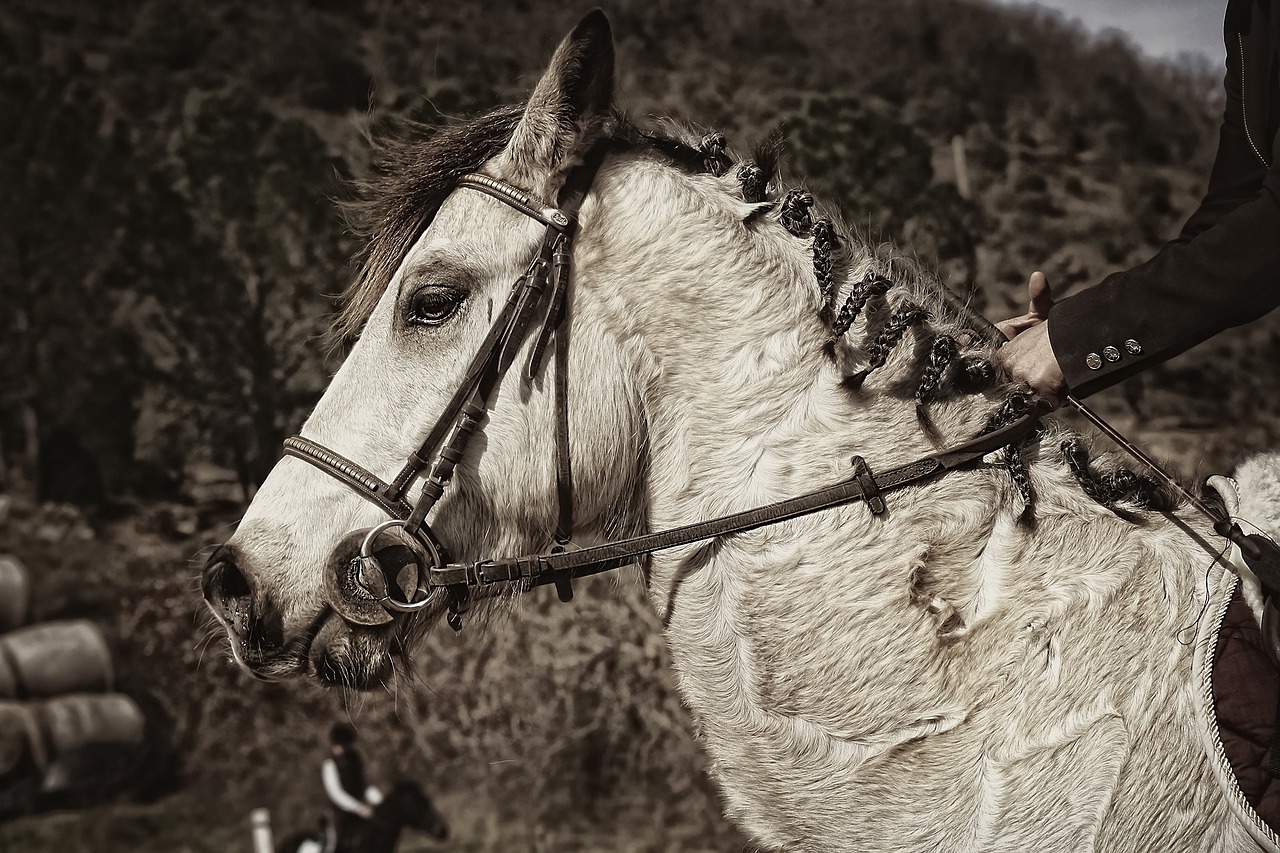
[283,152,1042,630]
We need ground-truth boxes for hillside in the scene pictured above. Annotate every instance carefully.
[1,1,1275,850]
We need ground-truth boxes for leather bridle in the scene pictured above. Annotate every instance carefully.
[282,142,1043,630]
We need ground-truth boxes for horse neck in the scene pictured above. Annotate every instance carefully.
[365,806,402,853]
[625,247,993,539]
[617,226,1210,693]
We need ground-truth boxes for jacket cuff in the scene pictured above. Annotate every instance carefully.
[1047,290,1154,399]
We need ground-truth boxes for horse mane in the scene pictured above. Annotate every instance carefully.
[334,106,729,350]
[335,103,1183,518]
[334,105,526,348]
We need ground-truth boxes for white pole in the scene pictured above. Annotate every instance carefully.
[250,808,273,853]
[952,135,971,199]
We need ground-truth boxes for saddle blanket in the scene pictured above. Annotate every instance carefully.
[1205,457,1280,850]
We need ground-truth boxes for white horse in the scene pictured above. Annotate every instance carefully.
[202,12,1279,852]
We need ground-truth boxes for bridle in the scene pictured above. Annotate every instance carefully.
[284,144,608,627]
[283,141,1043,631]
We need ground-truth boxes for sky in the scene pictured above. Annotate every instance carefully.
[988,0,1228,64]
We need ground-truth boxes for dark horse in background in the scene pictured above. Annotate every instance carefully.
[274,781,449,853]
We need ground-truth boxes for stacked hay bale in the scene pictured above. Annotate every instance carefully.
[0,554,147,816]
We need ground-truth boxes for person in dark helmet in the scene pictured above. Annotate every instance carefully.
[321,723,383,853]
[998,0,1280,407]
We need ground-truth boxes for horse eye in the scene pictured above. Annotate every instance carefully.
[405,286,465,327]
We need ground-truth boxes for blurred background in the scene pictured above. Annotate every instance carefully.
[1,0,1275,850]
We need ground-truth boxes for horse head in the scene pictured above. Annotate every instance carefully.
[200,8,1027,687]
[376,780,449,841]
[202,12,644,686]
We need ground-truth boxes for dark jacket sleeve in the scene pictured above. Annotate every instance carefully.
[1047,17,1280,399]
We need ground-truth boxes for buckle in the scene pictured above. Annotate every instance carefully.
[850,455,886,515]
[549,541,576,603]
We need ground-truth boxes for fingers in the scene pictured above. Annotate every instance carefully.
[1027,270,1054,318]
[997,270,1055,340]
[997,315,1045,340]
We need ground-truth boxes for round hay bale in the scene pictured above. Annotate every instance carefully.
[0,620,114,699]
[0,701,42,817]
[0,702,43,777]
[32,694,145,794]
[0,556,29,632]
[0,653,15,700]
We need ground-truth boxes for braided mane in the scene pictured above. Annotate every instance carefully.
[337,105,1180,520]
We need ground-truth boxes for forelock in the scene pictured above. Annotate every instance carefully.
[331,105,525,349]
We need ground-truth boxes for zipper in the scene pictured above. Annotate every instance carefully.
[1199,567,1280,852]
[1238,33,1272,168]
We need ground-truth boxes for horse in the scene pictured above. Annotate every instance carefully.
[201,11,1280,851]
[274,781,449,853]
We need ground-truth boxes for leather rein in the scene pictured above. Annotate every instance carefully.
[282,149,1041,630]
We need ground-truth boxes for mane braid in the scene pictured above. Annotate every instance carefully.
[779,189,815,236]
[845,303,927,388]
[1060,436,1172,515]
[829,273,892,340]
[738,162,767,203]
[811,219,837,312]
[758,153,1187,532]
[629,121,746,177]
[751,128,784,190]
[698,132,731,177]
[978,391,1034,436]
[915,335,959,408]
[1004,443,1036,524]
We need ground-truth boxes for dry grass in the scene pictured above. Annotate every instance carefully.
[0,497,748,851]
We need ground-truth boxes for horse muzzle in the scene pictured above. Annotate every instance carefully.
[324,522,444,626]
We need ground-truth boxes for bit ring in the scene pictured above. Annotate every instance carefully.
[356,519,442,613]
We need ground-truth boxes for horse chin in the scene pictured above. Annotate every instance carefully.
[307,614,402,691]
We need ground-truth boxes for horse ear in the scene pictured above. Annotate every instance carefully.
[502,9,614,174]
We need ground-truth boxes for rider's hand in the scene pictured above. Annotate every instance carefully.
[359,804,375,820]
[995,271,1066,409]
[996,271,1054,339]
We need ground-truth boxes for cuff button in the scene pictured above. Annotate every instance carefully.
[1103,345,1121,362]
[1085,352,1103,370]
[1124,339,1142,355]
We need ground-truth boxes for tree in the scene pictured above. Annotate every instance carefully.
[784,95,984,278]
[156,89,351,496]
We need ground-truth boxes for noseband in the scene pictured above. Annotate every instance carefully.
[283,143,1043,630]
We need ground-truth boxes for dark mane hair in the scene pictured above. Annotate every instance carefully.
[334,105,525,347]
[333,106,759,349]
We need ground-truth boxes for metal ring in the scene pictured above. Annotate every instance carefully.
[357,519,442,613]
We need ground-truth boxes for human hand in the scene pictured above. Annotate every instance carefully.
[995,271,1064,409]
[996,271,1054,339]
[998,320,1065,409]
[359,804,376,820]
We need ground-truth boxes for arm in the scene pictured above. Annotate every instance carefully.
[322,759,374,818]
[1048,18,1280,398]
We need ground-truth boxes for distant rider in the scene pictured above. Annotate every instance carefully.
[321,723,383,853]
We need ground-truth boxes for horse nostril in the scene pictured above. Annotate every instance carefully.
[202,557,255,640]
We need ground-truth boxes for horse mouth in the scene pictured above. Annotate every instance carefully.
[216,604,405,690]
[213,604,331,683]
[305,611,406,690]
